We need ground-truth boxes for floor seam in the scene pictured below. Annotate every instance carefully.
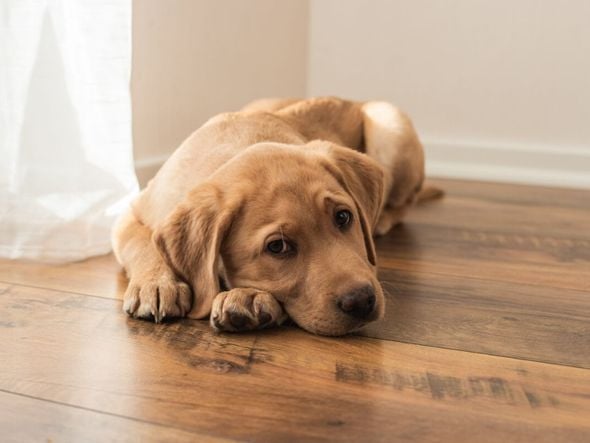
[377,264,590,293]
[0,388,239,441]
[0,280,120,302]
[358,334,590,371]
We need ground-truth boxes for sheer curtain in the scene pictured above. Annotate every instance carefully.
[0,0,138,262]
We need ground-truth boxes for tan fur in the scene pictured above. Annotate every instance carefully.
[112,97,436,335]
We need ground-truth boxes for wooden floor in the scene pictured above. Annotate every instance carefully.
[1,178,589,442]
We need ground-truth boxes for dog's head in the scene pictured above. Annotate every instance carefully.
[154,141,386,336]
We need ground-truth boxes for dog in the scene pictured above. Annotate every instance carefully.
[112,97,437,336]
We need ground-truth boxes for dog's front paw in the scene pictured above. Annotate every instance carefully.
[123,275,192,323]
[210,288,286,332]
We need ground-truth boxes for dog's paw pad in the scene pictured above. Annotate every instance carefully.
[210,288,285,332]
[258,311,272,326]
[228,311,251,329]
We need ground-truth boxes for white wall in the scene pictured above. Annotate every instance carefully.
[308,0,590,188]
[132,0,308,185]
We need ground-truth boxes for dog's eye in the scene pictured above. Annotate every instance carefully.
[266,239,294,256]
[334,209,353,228]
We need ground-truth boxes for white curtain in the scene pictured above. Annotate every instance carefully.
[0,0,138,262]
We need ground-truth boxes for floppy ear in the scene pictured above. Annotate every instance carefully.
[326,145,385,266]
[153,183,237,319]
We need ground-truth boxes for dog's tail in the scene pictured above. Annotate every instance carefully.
[416,184,444,204]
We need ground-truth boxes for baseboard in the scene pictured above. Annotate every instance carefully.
[134,155,168,188]
[135,140,590,190]
[423,138,590,189]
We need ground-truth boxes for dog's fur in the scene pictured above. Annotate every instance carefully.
[112,97,430,336]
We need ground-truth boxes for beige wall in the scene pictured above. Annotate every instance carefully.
[309,0,590,188]
[132,0,308,184]
[132,1,590,188]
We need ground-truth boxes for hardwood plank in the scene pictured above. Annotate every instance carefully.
[0,253,125,300]
[364,269,590,368]
[428,178,590,210]
[376,220,590,292]
[0,390,230,443]
[410,189,590,240]
[2,284,589,442]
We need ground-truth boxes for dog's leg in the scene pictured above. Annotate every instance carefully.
[210,288,287,332]
[375,206,409,236]
[361,101,429,235]
[112,210,192,322]
[374,185,445,235]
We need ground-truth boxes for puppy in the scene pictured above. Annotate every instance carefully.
[112,97,430,336]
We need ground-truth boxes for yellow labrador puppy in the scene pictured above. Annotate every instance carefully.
[113,97,432,336]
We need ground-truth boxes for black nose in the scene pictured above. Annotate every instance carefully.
[337,285,376,319]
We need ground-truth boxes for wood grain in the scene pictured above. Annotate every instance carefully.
[427,178,590,209]
[365,269,590,368]
[1,283,589,442]
[377,223,589,292]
